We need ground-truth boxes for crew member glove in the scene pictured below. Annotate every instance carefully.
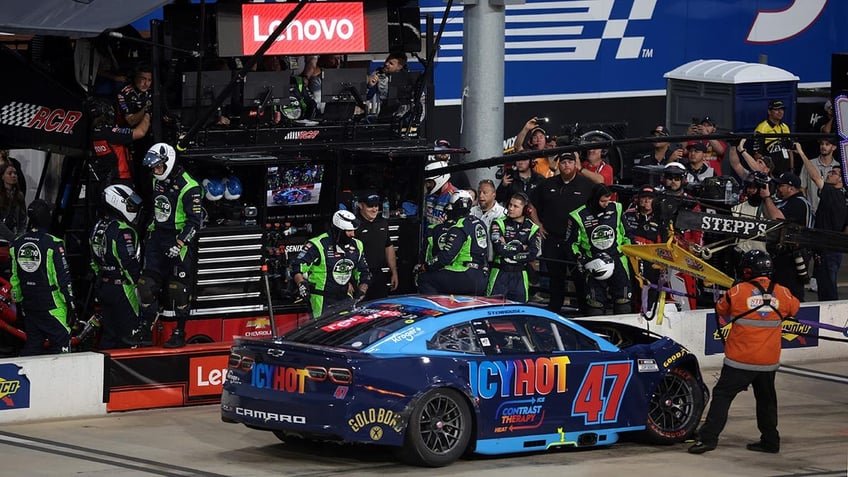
[297,282,310,299]
[166,243,182,258]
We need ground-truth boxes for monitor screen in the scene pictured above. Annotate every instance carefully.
[320,68,368,102]
[182,71,233,107]
[266,163,325,207]
[243,71,292,107]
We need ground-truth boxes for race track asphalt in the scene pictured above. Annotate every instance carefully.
[0,359,845,477]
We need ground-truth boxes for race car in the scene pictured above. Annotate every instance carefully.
[273,187,312,205]
[221,295,708,467]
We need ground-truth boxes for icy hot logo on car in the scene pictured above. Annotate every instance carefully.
[468,356,571,399]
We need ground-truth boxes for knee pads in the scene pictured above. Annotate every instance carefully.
[137,275,159,306]
[167,281,191,310]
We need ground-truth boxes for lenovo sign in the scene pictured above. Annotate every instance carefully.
[242,3,366,55]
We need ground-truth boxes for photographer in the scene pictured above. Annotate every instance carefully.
[513,117,558,178]
[759,170,812,301]
[495,157,545,206]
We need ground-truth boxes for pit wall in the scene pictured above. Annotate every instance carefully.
[0,301,845,424]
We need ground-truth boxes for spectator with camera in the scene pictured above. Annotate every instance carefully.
[687,116,726,175]
[639,125,684,166]
[496,157,545,206]
[759,170,812,301]
[513,117,557,178]
[798,136,839,213]
[795,142,847,301]
[754,100,794,175]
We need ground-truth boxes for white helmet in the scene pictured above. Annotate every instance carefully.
[585,253,615,280]
[202,178,224,201]
[446,189,473,219]
[103,184,142,223]
[664,161,687,177]
[143,142,177,180]
[332,209,360,231]
[425,160,450,193]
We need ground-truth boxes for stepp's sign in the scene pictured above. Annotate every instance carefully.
[242,3,366,55]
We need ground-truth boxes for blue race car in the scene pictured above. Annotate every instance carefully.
[273,187,312,205]
[221,296,708,467]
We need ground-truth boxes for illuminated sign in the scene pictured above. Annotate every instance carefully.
[242,3,366,55]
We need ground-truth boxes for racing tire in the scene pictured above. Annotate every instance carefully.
[187,334,213,345]
[641,367,705,444]
[398,388,472,467]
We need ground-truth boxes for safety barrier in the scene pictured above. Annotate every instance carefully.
[0,301,846,424]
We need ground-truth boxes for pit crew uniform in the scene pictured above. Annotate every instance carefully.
[424,182,457,226]
[11,227,76,355]
[696,276,800,452]
[90,217,140,349]
[138,165,202,335]
[291,233,371,318]
[569,199,631,315]
[487,215,539,302]
[623,203,666,312]
[91,125,135,185]
[417,216,488,295]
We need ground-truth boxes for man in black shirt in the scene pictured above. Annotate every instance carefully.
[795,143,846,300]
[528,152,595,314]
[496,157,545,206]
[760,171,812,301]
[356,194,398,300]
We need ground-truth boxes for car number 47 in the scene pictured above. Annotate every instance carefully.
[572,361,633,425]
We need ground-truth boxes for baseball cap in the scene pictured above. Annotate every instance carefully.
[775,171,801,188]
[359,193,382,206]
[768,99,785,110]
[434,139,451,149]
[637,185,656,197]
[686,141,708,152]
[700,116,716,127]
[651,125,670,137]
[557,151,577,161]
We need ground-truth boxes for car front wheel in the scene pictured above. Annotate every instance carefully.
[642,367,705,444]
[399,388,472,467]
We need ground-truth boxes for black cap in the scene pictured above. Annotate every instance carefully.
[700,116,716,127]
[768,99,785,110]
[650,125,670,137]
[686,142,708,152]
[775,171,801,188]
[637,185,656,197]
[359,193,382,207]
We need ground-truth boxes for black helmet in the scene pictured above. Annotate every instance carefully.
[86,97,116,127]
[738,249,773,280]
[446,190,473,220]
[27,199,52,229]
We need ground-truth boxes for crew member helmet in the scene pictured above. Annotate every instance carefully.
[103,184,142,223]
[143,143,177,180]
[738,249,773,280]
[585,253,615,281]
[27,199,52,229]
[332,209,360,231]
[86,97,116,127]
[446,190,473,220]
[223,176,242,200]
[202,178,225,201]
[425,160,450,194]
[664,161,687,177]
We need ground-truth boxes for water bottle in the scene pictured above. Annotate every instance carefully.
[724,180,733,203]
[382,198,390,219]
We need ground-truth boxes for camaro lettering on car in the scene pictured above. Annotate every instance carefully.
[348,407,403,433]
[469,356,571,399]
[236,407,306,423]
[251,363,309,394]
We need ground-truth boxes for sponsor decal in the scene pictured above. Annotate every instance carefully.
[0,363,29,409]
[334,386,348,399]
[251,363,309,394]
[285,243,305,254]
[284,130,320,140]
[242,3,366,55]
[348,407,403,433]
[705,306,820,355]
[493,396,546,432]
[389,326,422,343]
[236,407,306,423]
[189,355,229,396]
[637,358,659,372]
[662,349,689,368]
[469,356,571,399]
[321,309,401,332]
[746,0,827,44]
[698,215,768,236]
[0,102,82,134]
[242,318,273,337]
[16,242,42,273]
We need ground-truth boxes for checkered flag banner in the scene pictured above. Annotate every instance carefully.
[0,102,41,127]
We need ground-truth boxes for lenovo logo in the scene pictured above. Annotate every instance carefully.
[242,3,366,55]
[189,355,229,396]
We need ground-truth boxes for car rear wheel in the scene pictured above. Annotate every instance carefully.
[399,388,472,467]
[642,367,704,444]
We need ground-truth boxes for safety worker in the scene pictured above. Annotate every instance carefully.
[417,190,488,295]
[568,183,631,315]
[487,192,540,302]
[132,143,202,348]
[11,199,76,355]
[689,249,800,454]
[90,184,142,349]
[292,210,371,318]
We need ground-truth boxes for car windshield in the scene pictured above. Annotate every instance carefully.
[284,303,438,350]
